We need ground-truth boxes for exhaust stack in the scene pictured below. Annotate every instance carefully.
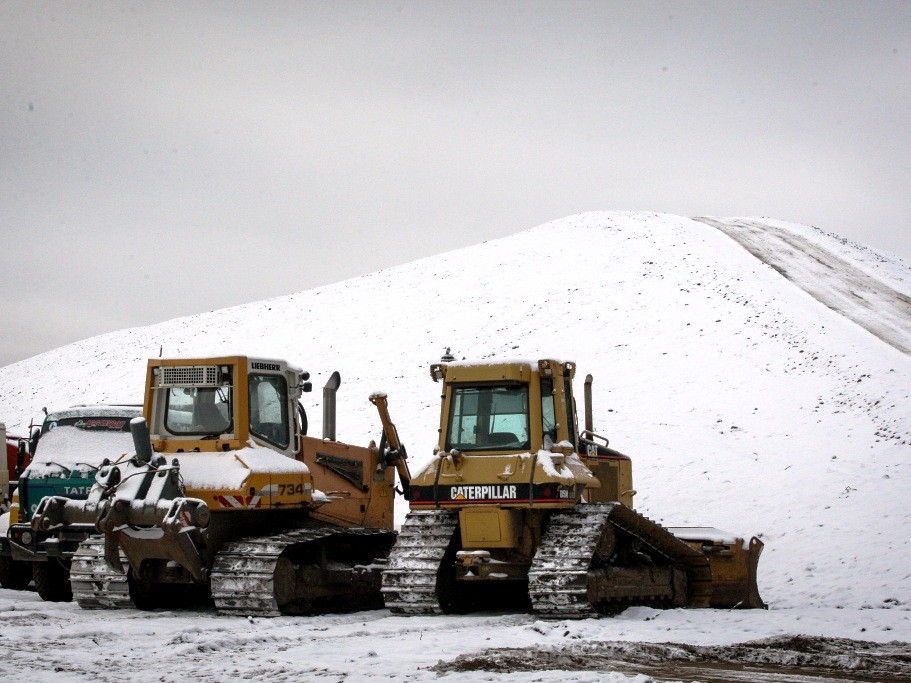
[322,371,341,441]
[584,374,594,433]
[131,417,154,464]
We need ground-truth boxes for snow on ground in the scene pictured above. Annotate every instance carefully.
[0,589,908,682]
[694,216,911,354]
[0,211,909,679]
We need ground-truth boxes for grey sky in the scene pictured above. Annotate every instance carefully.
[2,1,909,368]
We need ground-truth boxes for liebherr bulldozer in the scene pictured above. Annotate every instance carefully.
[381,357,764,618]
[31,356,410,616]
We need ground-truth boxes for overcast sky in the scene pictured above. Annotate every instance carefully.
[1,1,909,368]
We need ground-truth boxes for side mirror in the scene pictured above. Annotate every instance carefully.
[16,440,27,477]
[302,381,312,393]
[29,426,40,457]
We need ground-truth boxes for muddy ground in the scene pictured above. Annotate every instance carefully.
[433,634,911,682]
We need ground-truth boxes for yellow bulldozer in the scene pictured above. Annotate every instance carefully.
[31,355,410,616]
[381,356,764,617]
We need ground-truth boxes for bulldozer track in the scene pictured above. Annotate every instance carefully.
[528,504,609,618]
[211,528,336,617]
[210,526,395,617]
[381,510,458,615]
[529,503,712,619]
[69,536,135,610]
[383,505,711,619]
[605,504,713,608]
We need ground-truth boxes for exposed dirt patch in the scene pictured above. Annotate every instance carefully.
[693,217,911,356]
[432,635,911,682]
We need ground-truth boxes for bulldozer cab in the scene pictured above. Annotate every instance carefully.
[433,359,579,454]
[145,356,310,457]
[428,357,635,507]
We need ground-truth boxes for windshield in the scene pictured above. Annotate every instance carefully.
[164,386,233,436]
[26,413,138,475]
[446,385,530,451]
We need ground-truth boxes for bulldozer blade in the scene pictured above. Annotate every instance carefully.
[668,528,766,609]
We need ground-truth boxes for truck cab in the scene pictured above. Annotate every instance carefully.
[0,405,140,598]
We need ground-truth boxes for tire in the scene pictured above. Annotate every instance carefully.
[33,560,73,602]
[0,556,32,590]
[128,568,163,610]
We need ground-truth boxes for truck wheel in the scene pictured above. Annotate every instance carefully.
[0,556,31,589]
[33,560,73,602]
[128,569,161,610]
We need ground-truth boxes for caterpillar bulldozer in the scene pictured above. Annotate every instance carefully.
[381,356,764,618]
[31,355,411,616]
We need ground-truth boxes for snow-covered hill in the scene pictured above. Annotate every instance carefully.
[1,211,909,617]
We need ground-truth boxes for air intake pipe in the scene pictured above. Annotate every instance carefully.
[322,371,341,441]
[584,374,594,434]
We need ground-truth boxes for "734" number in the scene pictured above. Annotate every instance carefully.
[276,483,307,496]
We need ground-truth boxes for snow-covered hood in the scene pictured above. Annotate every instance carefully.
[167,442,309,491]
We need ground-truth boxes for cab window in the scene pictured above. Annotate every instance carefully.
[563,377,577,446]
[249,374,290,448]
[446,385,530,451]
[165,386,232,436]
[541,377,557,443]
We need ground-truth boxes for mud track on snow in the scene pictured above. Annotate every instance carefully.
[433,634,911,682]
[693,217,911,356]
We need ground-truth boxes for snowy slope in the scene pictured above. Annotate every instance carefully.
[694,216,911,354]
[1,211,909,620]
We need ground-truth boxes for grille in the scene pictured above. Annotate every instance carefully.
[158,365,220,387]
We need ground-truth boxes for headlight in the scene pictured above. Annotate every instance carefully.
[21,530,33,545]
